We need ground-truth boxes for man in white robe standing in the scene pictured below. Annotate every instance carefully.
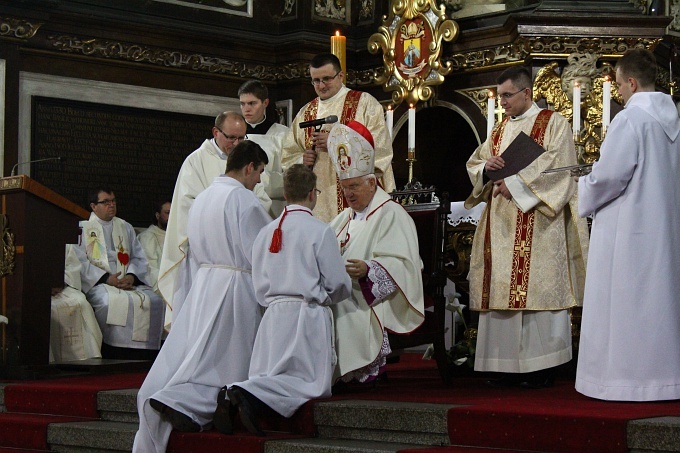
[327,121,424,384]
[133,141,271,452]
[138,200,170,294]
[213,164,351,436]
[78,188,165,360]
[576,48,680,401]
[158,111,271,328]
[281,53,395,223]
[465,66,589,388]
[49,244,102,362]
[239,79,289,217]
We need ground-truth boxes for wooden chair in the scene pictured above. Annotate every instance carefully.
[389,183,451,385]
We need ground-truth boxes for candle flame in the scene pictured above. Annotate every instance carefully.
[604,75,610,82]
[488,90,494,99]
[335,31,341,37]
[387,105,392,111]
[409,103,414,109]
[574,81,580,88]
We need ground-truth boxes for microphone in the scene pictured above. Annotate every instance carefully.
[11,156,65,177]
[299,115,338,129]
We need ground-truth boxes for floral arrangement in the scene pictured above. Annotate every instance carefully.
[445,293,477,368]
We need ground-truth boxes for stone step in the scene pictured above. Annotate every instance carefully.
[264,437,429,453]
[628,416,680,453]
[314,399,456,446]
[98,388,139,423]
[48,420,137,452]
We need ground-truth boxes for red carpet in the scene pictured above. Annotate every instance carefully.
[2,355,680,452]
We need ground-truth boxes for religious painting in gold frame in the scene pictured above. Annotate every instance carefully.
[368,0,459,106]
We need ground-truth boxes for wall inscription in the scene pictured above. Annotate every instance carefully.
[31,97,214,226]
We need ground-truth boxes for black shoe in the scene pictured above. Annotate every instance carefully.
[227,386,265,437]
[519,369,555,389]
[213,386,235,435]
[485,374,521,388]
[149,398,200,432]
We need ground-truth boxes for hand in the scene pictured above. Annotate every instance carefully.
[345,259,368,280]
[106,272,123,287]
[303,149,317,168]
[493,180,511,200]
[312,130,329,152]
[485,156,505,173]
[116,274,135,290]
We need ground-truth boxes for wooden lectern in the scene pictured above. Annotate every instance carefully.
[0,175,88,370]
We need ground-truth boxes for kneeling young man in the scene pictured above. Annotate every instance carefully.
[214,164,351,435]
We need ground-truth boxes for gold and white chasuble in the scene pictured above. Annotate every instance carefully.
[466,105,589,312]
[282,86,396,223]
[82,214,151,342]
[329,187,424,380]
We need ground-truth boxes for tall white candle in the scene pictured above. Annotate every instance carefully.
[486,91,495,137]
[408,104,416,149]
[386,105,393,140]
[602,76,611,130]
[573,81,581,134]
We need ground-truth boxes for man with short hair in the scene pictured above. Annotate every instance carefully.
[576,49,680,401]
[158,111,271,328]
[282,53,396,222]
[465,66,589,388]
[213,164,351,435]
[138,200,171,293]
[326,121,424,384]
[239,79,289,216]
[133,141,271,452]
[78,188,166,359]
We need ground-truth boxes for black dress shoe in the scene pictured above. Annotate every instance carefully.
[519,369,555,389]
[213,386,236,435]
[227,386,265,437]
[149,398,200,432]
[485,374,521,388]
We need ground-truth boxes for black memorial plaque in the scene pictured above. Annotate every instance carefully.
[31,97,215,226]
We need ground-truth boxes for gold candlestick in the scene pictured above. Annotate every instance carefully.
[407,148,416,183]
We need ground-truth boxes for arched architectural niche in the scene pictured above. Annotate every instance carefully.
[391,93,484,202]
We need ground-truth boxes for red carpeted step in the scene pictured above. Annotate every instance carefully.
[0,448,52,453]
[446,380,680,453]
[0,413,90,450]
[3,372,146,418]
[167,430,308,453]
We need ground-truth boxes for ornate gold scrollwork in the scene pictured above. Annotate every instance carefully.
[0,215,15,278]
[533,53,623,163]
[368,0,459,106]
[0,17,41,40]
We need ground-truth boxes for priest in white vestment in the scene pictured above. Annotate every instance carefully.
[281,53,395,223]
[214,164,351,435]
[576,49,680,402]
[137,200,170,294]
[239,79,290,217]
[158,111,272,329]
[465,66,589,388]
[133,141,271,452]
[326,121,424,384]
[78,189,166,358]
[49,244,102,363]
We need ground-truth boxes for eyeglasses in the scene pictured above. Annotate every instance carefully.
[311,72,340,86]
[498,88,527,100]
[95,198,116,206]
[216,127,247,143]
[313,188,322,195]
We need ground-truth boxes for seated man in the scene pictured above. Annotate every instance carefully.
[77,188,165,360]
[133,141,271,452]
[50,244,102,363]
[327,122,425,384]
[138,200,171,294]
[213,164,351,435]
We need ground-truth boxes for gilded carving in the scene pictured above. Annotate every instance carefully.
[0,215,15,278]
[0,17,41,40]
[533,53,622,163]
[48,35,308,81]
[368,0,459,106]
